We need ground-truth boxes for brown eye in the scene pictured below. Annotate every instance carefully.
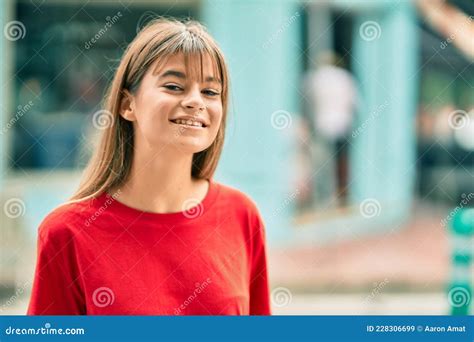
[164,85,183,91]
[202,89,219,96]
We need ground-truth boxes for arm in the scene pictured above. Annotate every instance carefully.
[249,216,271,315]
[28,222,85,315]
[416,0,474,60]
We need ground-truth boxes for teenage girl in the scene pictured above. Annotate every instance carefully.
[28,18,270,315]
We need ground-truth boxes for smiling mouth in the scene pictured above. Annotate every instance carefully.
[169,119,207,128]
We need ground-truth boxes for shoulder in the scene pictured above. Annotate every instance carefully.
[213,182,264,233]
[214,183,268,253]
[37,197,98,244]
[215,182,260,215]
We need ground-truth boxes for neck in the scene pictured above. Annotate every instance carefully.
[113,144,208,213]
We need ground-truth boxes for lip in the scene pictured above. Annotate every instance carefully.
[169,115,209,128]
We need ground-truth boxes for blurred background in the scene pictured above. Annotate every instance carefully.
[0,0,473,315]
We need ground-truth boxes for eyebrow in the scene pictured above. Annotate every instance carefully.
[159,69,221,83]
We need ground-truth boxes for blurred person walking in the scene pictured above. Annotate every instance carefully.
[302,52,358,208]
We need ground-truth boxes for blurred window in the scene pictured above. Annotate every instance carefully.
[10,0,197,170]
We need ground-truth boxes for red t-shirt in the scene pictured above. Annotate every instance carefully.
[27,181,271,315]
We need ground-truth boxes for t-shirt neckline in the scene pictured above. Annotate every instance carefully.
[96,179,219,225]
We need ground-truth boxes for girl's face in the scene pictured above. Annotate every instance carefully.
[122,53,223,155]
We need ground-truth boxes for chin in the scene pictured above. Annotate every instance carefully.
[172,140,211,155]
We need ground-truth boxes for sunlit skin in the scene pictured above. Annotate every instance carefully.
[111,53,223,213]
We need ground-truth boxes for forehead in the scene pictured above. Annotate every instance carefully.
[152,53,221,82]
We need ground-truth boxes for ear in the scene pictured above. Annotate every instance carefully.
[119,89,136,121]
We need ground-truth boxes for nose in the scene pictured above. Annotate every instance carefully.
[181,85,205,113]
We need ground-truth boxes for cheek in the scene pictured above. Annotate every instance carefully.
[133,100,176,144]
[136,94,174,125]
[209,103,223,129]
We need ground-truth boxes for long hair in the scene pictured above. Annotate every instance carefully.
[70,18,229,201]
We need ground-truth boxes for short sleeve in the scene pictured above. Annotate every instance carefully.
[27,219,85,315]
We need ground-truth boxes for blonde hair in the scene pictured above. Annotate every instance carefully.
[71,18,229,201]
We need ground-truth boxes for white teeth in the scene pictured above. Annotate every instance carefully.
[173,119,203,127]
